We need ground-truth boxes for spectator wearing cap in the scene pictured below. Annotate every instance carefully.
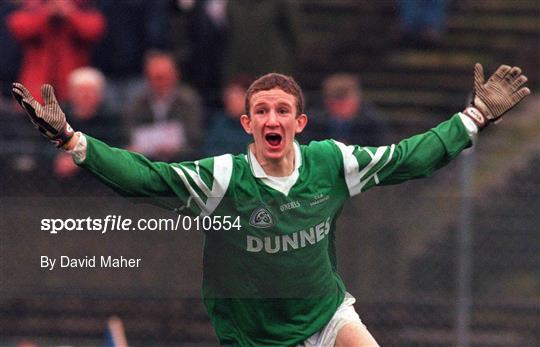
[304,73,392,147]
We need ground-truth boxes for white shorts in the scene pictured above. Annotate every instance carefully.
[297,293,373,347]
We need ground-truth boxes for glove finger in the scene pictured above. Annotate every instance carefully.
[474,63,485,89]
[12,83,33,106]
[41,84,65,131]
[511,75,528,90]
[41,84,59,106]
[505,66,522,83]
[12,82,32,98]
[513,87,531,102]
[11,87,25,105]
[488,64,511,83]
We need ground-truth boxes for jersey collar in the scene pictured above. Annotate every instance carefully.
[247,141,302,178]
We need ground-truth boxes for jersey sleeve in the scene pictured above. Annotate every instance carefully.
[77,135,233,216]
[332,114,473,197]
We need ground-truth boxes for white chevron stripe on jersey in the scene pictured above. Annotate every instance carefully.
[333,140,394,196]
[358,144,395,192]
[172,154,233,215]
[357,146,387,183]
[333,140,359,196]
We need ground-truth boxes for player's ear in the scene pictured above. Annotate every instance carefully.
[240,114,252,134]
[295,113,308,134]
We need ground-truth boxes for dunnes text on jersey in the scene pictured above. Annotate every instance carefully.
[247,217,331,253]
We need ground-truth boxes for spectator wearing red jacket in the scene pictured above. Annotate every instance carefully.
[7,0,105,103]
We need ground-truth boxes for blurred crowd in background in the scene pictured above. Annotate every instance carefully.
[0,0,451,187]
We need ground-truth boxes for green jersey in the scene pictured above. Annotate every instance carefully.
[77,114,472,346]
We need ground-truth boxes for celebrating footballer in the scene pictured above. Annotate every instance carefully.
[12,63,530,346]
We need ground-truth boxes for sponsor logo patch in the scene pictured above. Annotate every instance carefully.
[249,207,274,228]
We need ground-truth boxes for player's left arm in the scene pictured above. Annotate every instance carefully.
[333,63,531,196]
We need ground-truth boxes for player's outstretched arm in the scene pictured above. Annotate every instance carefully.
[12,82,230,216]
[11,82,177,196]
[335,63,532,195]
[11,82,171,198]
[462,63,531,129]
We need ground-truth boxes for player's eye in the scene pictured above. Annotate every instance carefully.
[278,108,289,114]
[255,108,265,115]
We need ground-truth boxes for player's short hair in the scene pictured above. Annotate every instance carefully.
[245,73,304,117]
[68,67,106,92]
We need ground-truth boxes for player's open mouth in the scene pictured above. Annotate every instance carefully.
[265,133,282,148]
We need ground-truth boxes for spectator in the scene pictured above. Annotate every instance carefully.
[397,0,449,45]
[204,76,253,156]
[93,0,169,112]
[53,67,123,179]
[127,50,203,162]
[174,0,228,110]
[304,73,391,147]
[224,0,301,81]
[7,0,105,103]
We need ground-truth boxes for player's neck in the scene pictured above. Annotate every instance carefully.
[251,144,296,177]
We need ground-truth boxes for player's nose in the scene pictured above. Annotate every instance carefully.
[266,110,279,126]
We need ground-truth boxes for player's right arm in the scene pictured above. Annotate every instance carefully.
[73,134,233,216]
[11,83,233,216]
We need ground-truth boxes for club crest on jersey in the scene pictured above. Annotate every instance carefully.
[249,207,274,228]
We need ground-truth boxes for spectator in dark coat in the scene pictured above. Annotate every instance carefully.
[92,0,169,112]
[127,50,203,162]
[224,0,301,81]
[304,73,392,147]
[204,75,253,156]
[177,0,228,110]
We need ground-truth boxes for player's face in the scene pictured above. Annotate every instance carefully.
[240,88,307,162]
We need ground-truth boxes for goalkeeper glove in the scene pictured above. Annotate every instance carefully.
[12,83,75,148]
[462,63,531,129]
